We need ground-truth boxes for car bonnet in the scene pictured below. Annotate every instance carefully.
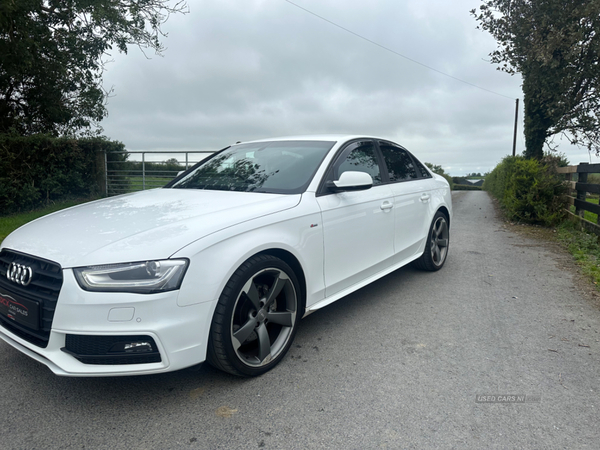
[1,189,301,268]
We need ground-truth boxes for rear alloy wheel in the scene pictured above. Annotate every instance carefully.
[413,211,449,271]
[207,255,301,377]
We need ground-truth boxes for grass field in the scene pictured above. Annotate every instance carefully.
[570,197,599,223]
[108,175,174,195]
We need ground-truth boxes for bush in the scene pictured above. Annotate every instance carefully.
[483,155,567,225]
[0,134,126,214]
[453,184,482,191]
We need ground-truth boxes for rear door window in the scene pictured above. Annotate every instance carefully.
[378,142,418,183]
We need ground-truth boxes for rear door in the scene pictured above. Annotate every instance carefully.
[377,141,434,261]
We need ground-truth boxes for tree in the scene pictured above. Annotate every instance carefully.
[424,162,446,176]
[472,0,600,159]
[0,0,187,136]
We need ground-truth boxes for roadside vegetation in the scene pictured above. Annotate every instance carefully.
[452,184,482,191]
[484,153,600,289]
[483,154,568,226]
[556,220,600,286]
[0,134,125,214]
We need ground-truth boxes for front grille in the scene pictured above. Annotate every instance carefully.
[62,334,162,365]
[0,249,63,348]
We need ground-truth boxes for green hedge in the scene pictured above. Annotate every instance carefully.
[483,155,567,225]
[453,184,482,191]
[0,134,126,214]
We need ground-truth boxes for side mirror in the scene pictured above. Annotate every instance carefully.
[327,171,373,192]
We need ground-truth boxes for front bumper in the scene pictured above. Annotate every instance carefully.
[0,269,216,376]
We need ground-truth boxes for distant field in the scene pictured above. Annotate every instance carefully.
[108,175,175,194]
[126,175,173,189]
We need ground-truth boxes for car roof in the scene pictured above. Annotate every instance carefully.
[236,135,380,145]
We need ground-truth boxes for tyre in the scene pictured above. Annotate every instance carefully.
[207,254,302,377]
[412,211,449,271]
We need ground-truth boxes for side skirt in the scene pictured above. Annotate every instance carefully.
[303,251,423,317]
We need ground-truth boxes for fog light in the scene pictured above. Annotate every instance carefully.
[109,341,153,353]
[63,334,162,365]
[124,342,153,352]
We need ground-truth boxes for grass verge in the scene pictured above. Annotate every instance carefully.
[556,220,600,286]
[0,198,96,245]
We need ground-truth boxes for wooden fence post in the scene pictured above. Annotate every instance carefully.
[565,172,572,196]
[576,163,588,218]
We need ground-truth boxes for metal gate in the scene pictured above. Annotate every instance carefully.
[104,150,215,196]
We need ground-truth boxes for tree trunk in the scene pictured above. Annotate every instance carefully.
[523,86,552,159]
[524,119,547,159]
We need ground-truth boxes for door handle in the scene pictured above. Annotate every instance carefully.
[420,193,430,202]
[380,201,393,211]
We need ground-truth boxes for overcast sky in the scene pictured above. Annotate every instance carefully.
[99,0,599,176]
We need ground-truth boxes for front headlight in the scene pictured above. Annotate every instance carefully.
[73,259,189,294]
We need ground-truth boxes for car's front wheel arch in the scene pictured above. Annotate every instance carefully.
[436,205,450,228]
[257,248,307,317]
[412,209,450,271]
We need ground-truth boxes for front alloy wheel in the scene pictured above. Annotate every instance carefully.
[207,255,301,377]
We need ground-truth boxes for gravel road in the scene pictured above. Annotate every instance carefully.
[1,190,599,449]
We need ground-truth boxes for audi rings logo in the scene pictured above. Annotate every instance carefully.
[7,263,33,286]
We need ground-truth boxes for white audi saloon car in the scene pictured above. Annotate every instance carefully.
[0,135,452,377]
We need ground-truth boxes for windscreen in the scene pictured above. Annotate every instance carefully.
[169,140,335,194]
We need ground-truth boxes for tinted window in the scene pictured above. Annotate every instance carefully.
[170,140,334,194]
[379,143,418,182]
[336,141,382,185]
[414,159,432,178]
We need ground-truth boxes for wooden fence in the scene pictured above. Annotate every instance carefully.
[557,162,600,236]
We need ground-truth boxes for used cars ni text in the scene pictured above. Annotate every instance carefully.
[0,136,452,377]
